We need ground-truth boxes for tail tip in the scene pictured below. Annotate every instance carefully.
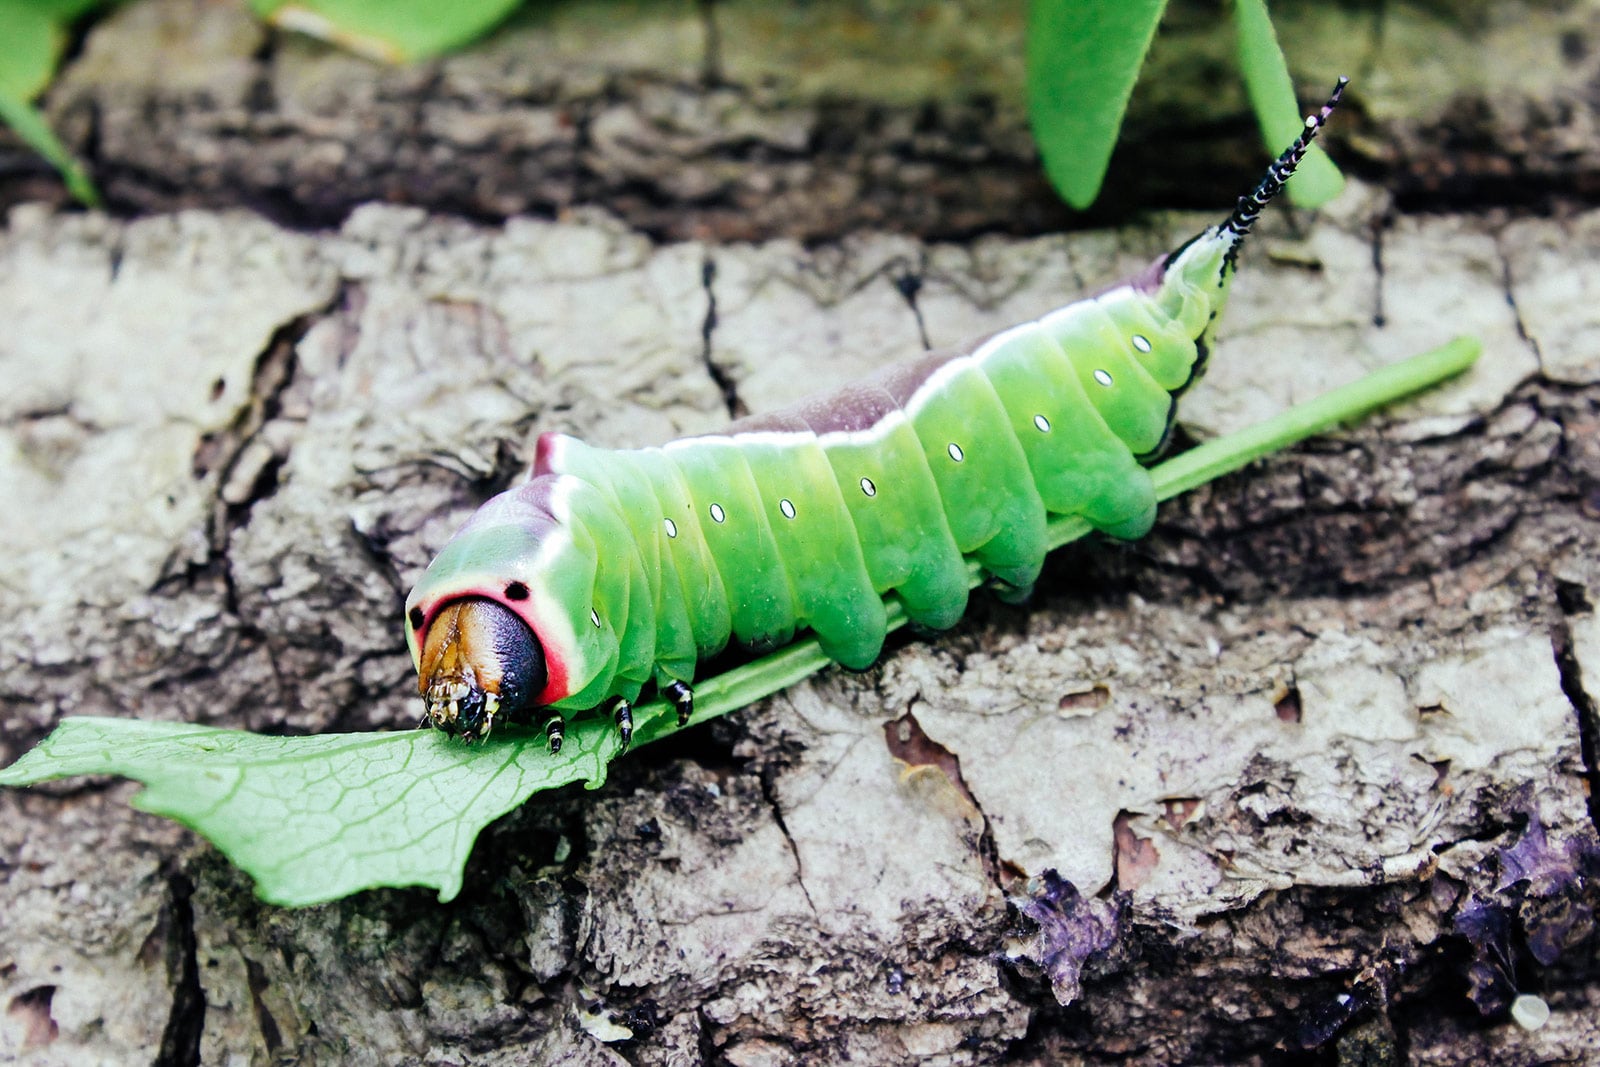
[1218,76,1351,250]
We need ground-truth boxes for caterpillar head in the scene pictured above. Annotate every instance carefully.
[405,475,615,742]
[416,598,547,742]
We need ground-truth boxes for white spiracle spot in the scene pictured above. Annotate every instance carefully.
[1131,334,1152,353]
[947,442,965,462]
[663,518,678,539]
[709,502,726,523]
[1093,369,1114,387]
[779,498,797,520]
[590,609,601,628]
[1033,414,1050,433]
[860,477,877,497]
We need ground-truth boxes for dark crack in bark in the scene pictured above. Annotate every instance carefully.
[154,873,204,1067]
[893,256,932,352]
[1370,216,1388,329]
[756,766,817,917]
[1497,234,1545,376]
[242,956,285,1057]
[697,0,723,87]
[699,253,743,419]
[1093,392,1554,609]
[1551,583,1600,832]
[346,516,410,603]
[4,985,59,1054]
[179,283,348,605]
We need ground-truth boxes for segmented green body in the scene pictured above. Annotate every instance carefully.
[405,233,1231,715]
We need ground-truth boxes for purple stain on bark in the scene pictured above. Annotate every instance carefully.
[1006,869,1123,1006]
[1453,808,1600,1015]
[1453,898,1518,1015]
[1498,809,1593,895]
[1498,810,1598,966]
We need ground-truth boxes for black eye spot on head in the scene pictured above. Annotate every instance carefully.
[505,581,530,601]
[409,607,425,630]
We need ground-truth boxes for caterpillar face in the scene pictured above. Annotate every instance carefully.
[417,598,548,742]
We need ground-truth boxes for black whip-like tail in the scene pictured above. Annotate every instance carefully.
[1221,76,1349,264]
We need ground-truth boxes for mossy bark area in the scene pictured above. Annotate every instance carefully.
[2,1,1599,1065]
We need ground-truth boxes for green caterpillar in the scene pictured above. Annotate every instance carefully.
[405,80,1349,751]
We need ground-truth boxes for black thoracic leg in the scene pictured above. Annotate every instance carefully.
[544,714,565,755]
[663,680,694,726]
[612,697,634,751]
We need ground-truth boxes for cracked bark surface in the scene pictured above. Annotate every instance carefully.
[3,1,1600,1065]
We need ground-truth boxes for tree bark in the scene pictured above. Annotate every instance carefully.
[2,1,1598,1065]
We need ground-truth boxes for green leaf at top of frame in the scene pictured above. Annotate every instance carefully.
[0,0,71,101]
[0,0,103,206]
[1026,0,1171,210]
[251,0,525,63]
[0,0,107,100]
[1234,0,1343,207]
